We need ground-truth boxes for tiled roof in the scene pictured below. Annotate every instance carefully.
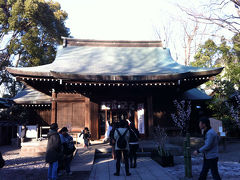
[6,38,223,81]
[12,86,51,104]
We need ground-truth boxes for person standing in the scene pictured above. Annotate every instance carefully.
[114,120,131,176]
[20,125,28,145]
[193,116,221,180]
[104,121,112,142]
[129,121,140,168]
[59,127,75,176]
[80,127,91,148]
[109,123,117,159]
[46,123,62,180]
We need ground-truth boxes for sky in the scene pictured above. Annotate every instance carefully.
[57,0,181,40]
[56,0,196,64]
[56,0,236,64]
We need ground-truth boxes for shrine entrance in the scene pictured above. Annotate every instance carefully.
[99,100,145,138]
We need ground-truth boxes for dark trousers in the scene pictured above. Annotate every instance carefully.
[116,150,129,174]
[199,158,221,180]
[129,144,139,167]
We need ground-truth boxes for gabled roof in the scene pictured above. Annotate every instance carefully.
[12,86,51,104]
[7,38,223,82]
[182,88,212,100]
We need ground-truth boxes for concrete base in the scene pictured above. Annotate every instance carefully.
[20,139,47,157]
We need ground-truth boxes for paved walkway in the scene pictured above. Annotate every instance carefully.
[71,147,95,172]
[89,157,177,180]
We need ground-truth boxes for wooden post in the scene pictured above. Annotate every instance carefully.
[85,97,90,129]
[51,89,57,124]
[134,111,138,129]
[147,96,153,137]
[184,133,192,178]
[105,110,108,134]
[110,111,112,124]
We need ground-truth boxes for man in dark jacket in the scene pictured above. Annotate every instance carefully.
[46,123,62,180]
[193,116,221,180]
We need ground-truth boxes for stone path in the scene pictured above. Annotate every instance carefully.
[89,157,177,180]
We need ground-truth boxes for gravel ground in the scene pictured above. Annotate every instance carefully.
[1,142,240,180]
[0,146,90,180]
[0,146,48,180]
[164,142,240,180]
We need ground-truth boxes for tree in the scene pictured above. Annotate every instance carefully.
[191,34,240,93]
[191,34,240,136]
[0,0,69,96]
[180,0,240,34]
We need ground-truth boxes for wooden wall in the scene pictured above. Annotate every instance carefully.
[56,93,86,131]
[36,109,51,125]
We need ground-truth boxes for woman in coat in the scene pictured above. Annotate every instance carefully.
[45,123,62,180]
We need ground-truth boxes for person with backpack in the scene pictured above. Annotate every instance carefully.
[128,120,140,168]
[114,120,131,176]
[59,127,76,176]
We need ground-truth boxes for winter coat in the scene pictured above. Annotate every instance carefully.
[129,126,140,144]
[114,127,130,151]
[199,128,219,159]
[45,129,62,163]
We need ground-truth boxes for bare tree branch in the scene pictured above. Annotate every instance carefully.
[179,1,240,34]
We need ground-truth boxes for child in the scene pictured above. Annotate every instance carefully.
[80,127,91,148]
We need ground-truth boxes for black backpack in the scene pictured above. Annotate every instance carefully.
[0,152,5,168]
[116,129,128,149]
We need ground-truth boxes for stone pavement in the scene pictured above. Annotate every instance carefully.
[89,157,177,180]
[71,147,95,172]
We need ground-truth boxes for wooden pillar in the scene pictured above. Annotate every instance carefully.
[147,96,154,137]
[85,97,90,129]
[110,111,112,124]
[51,89,57,124]
[105,110,108,132]
[134,111,138,129]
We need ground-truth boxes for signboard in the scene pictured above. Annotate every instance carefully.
[18,125,38,139]
[137,103,145,134]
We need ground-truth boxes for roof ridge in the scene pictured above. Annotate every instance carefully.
[61,37,163,47]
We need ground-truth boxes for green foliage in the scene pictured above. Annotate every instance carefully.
[191,34,240,136]
[0,0,69,96]
[191,39,218,68]
[0,0,69,67]
[222,117,240,137]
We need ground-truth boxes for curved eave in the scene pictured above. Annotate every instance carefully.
[14,100,51,104]
[51,68,223,82]
[6,67,223,82]
[6,67,52,78]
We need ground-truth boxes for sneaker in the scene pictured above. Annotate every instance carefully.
[114,172,120,176]
[67,171,73,176]
[126,172,131,176]
[57,171,64,176]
